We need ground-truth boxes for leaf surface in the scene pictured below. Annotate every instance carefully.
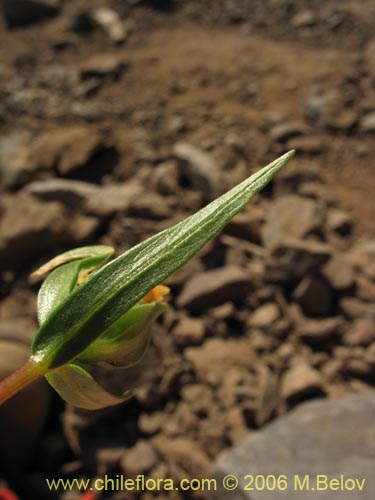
[36,246,114,325]
[46,363,132,410]
[78,302,166,368]
[32,151,294,368]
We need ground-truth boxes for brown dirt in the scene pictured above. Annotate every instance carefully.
[0,1,374,500]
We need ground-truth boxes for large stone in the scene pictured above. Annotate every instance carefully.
[210,393,375,499]
[2,0,60,28]
[177,266,252,312]
[262,195,325,249]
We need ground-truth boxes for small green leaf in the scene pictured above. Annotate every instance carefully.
[36,246,114,325]
[45,363,132,410]
[78,302,166,368]
[32,151,294,369]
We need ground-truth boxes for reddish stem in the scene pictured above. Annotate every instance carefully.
[0,488,20,500]
[0,358,46,406]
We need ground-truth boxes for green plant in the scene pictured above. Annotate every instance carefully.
[0,151,294,410]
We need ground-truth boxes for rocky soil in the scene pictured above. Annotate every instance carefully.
[0,1,374,500]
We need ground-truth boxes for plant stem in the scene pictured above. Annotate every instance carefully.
[0,358,46,405]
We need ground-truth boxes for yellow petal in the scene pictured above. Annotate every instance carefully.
[143,285,170,304]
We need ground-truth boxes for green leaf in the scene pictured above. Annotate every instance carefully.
[77,302,166,368]
[32,151,294,369]
[36,246,114,325]
[45,363,132,410]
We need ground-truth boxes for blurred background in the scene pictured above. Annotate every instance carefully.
[0,1,374,499]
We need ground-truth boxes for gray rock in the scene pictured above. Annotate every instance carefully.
[262,195,325,249]
[210,393,375,499]
[173,142,219,202]
[177,266,252,312]
[2,0,60,28]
